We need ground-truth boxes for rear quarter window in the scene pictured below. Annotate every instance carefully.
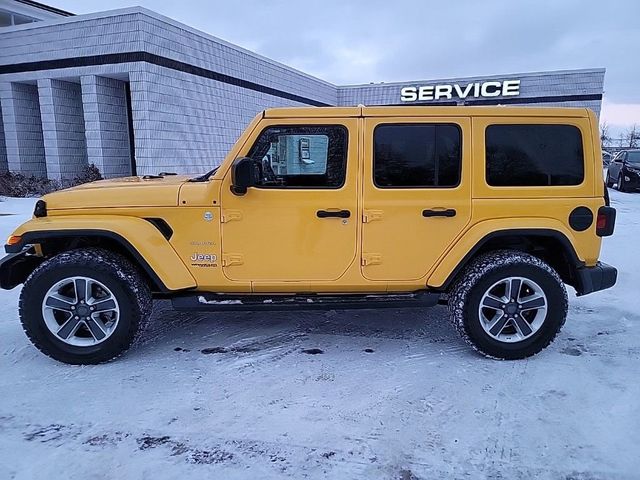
[485,124,584,186]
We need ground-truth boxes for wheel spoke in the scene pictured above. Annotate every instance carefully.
[74,278,88,302]
[507,278,522,302]
[512,314,533,337]
[488,313,509,337]
[482,295,503,310]
[57,316,82,340]
[519,295,546,311]
[91,298,117,312]
[85,318,107,341]
[45,295,74,312]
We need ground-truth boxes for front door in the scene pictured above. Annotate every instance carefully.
[361,116,472,282]
[608,151,625,181]
[220,119,359,286]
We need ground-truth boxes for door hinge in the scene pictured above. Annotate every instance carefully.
[363,210,383,223]
[221,210,242,223]
[361,253,382,266]
[222,254,244,267]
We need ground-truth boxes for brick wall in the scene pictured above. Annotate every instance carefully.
[38,78,88,182]
[0,83,46,177]
[81,75,132,178]
[0,12,144,65]
[0,100,7,173]
[129,64,313,174]
[138,13,337,107]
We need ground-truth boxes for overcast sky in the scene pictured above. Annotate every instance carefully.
[55,0,640,133]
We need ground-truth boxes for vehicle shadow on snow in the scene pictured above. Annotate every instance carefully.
[134,300,474,359]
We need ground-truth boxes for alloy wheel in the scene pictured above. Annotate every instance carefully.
[41,276,120,347]
[478,276,548,343]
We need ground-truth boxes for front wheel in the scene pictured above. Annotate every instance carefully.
[448,250,567,360]
[617,173,628,192]
[605,170,614,188]
[19,248,152,364]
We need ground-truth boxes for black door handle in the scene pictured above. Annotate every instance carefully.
[317,209,351,219]
[423,208,456,218]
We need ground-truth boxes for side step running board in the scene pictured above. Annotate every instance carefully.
[171,291,440,312]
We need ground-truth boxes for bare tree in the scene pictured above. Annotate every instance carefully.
[623,124,640,148]
[600,122,612,148]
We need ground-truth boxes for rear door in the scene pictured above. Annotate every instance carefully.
[361,116,472,282]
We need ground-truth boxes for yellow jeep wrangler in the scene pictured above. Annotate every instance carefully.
[0,106,617,364]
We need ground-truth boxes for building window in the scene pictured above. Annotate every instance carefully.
[374,124,461,188]
[0,9,37,27]
[486,124,584,186]
[248,125,348,188]
[13,13,36,25]
[0,11,11,26]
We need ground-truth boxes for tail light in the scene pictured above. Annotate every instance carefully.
[596,206,616,237]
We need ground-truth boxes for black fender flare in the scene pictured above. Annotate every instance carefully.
[3,230,171,292]
[438,228,584,291]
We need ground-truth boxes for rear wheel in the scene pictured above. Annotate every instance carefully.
[448,250,567,359]
[19,248,152,364]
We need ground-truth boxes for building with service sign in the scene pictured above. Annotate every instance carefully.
[0,1,605,181]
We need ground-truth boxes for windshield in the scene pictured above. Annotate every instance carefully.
[627,151,640,164]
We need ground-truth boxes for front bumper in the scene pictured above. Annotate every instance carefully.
[623,169,640,189]
[574,262,617,296]
[0,246,41,290]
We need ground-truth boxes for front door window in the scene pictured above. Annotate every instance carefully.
[247,125,348,188]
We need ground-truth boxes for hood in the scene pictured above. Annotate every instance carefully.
[43,175,192,210]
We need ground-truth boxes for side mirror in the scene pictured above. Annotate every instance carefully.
[231,157,261,195]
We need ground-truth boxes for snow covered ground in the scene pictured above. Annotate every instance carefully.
[0,191,639,480]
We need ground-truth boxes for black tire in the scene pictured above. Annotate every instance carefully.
[448,250,567,360]
[617,173,628,192]
[19,248,152,365]
[605,170,614,188]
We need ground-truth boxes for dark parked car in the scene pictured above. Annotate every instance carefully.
[606,150,640,192]
[603,151,613,166]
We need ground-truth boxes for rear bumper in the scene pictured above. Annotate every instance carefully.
[574,262,617,296]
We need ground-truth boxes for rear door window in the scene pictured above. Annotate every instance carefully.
[373,124,461,188]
